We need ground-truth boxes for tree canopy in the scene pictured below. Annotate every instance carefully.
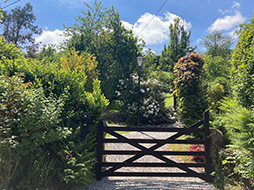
[64,0,142,99]
[200,30,233,58]
[160,17,195,71]
[0,2,42,55]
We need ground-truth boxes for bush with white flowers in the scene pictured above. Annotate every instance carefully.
[116,75,172,125]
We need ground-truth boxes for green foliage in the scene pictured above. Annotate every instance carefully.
[160,17,195,71]
[64,0,142,100]
[117,75,172,125]
[0,36,23,62]
[60,48,98,92]
[231,20,254,109]
[173,53,208,126]
[0,75,70,189]
[213,97,254,153]
[207,83,225,112]
[208,83,224,104]
[63,133,97,185]
[0,36,107,189]
[37,44,60,63]
[0,3,42,56]
[218,148,254,189]
[211,158,225,190]
[150,70,174,94]
[142,49,159,74]
[203,55,230,81]
[200,30,233,58]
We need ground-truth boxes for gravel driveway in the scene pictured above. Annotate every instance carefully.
[88,128,216,190]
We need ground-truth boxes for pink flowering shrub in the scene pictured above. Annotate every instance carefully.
[189,144,205,162]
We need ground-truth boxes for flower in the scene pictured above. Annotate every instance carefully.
[189,144,205,161]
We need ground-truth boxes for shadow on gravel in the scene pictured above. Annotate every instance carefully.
[88,177,215,190]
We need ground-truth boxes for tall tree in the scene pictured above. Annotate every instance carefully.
[0,3,42,54]
[200,30,233,58]
[64,1,142,99]
[160,17,195,71]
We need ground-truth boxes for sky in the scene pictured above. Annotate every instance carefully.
[1,0,254,54]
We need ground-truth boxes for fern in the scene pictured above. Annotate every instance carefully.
[215,97,254,153]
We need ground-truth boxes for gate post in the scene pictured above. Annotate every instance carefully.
[96,120,104,180]
[204,110,213,182]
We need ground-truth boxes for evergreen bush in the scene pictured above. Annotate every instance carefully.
[173,53,208,127]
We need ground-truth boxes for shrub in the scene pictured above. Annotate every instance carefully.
[0,38,108,189]
[217,148,254,189]
[213,97,254,153]
[231,23,254,108]
[117,75,172,125]
[173,53,208,127]
[0,75,71,189]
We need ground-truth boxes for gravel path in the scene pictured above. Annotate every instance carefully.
[88,128,216,190]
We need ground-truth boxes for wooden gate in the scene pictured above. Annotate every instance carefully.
[96,111,212,182]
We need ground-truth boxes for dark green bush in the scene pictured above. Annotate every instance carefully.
[0,37,108,189]
[231,23,254,109]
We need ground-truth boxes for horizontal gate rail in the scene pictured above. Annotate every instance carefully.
[96,110,212,183]
[102,162,205,167]
[104,139,205,144]
[103,172,206,177]
[104,120,204,132]
[103,150,205,156]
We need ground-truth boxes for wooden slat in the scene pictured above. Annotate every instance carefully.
[103,150,206,156]
[102,162,205,167]
[103,172,205,177]
[104,139,205,144]
[105,121,204,132]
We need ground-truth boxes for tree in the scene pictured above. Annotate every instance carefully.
[160,17,195,71]
[64,1,142,99]
[200,30,233,58]
[0,3,42,53]
[203,55,229,80]
[231,15,254,108]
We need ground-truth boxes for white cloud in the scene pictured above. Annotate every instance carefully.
[232,1,240,9]
[208,11,246,32]
[217,1,240,15]
[122,12,191,45]
[35,29,68,46]
[35,12,191,47]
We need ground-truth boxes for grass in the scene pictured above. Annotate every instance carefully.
[165,93,174,108]
[104,122,130,137]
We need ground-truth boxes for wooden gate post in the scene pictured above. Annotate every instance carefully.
[96,120,104,180]
[204,110,213,182]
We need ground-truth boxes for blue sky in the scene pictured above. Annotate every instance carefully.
[2,0,254,53]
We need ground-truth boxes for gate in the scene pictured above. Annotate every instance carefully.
[96,111,212,182]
